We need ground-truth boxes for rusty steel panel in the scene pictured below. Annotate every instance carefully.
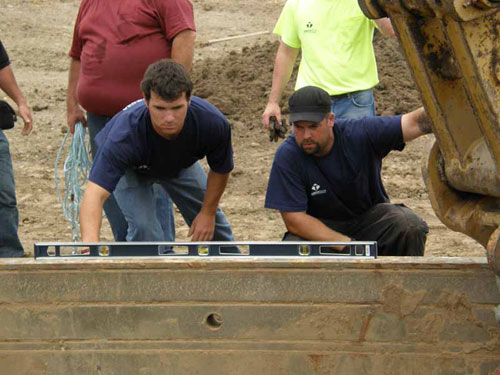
[0,258,498,374]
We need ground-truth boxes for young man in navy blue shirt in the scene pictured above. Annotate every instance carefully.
[265,86,431,255]
[80,59,234,243]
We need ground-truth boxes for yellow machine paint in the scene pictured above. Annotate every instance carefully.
[359,0,500,275]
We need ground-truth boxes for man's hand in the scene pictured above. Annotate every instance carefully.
[18,102,32,135]
[262,101,282,130]
[189,211,215,241]
[67,103,86,134]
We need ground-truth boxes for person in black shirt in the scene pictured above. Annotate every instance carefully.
[0,40,33,257]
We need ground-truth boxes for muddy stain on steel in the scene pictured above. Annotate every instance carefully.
[381,284,427,318]
[358,308,375,342]
[308,354,328,375]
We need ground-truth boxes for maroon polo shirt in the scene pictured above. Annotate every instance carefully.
[69,0,195,116]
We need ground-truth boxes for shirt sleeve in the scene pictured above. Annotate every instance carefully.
[205,118,234,174]
[88,146,128,193]
[265,145,308,212]
[361,115,405,157]
[89,124,139,193]
[0,40,11,70]
[273,0,301,49]
[68,1,86,59]
[156,0,196,40]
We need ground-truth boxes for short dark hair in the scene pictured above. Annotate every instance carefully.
[141,59,193,102]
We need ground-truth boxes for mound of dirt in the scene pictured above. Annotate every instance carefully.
[191,34,421,130]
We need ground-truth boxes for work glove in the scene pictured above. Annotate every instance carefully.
[269,116,288,142]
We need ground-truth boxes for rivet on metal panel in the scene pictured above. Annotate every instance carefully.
[299,244,311,256]
[198,245,209,256]
[205,313,223,329]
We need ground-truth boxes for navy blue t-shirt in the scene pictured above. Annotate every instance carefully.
[0,41,10,70]
[265,116,404,220]
[90,96,234,193]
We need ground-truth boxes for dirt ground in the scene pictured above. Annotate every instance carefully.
[0,0,485,257]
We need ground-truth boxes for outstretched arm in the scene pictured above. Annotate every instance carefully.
[261,41,300,129]
[0,65,33,135]
[401,107,433,142]
[80,181,111,242]
[189,170,230,241]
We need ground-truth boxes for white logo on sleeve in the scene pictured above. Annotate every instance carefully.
[311,183,326,196]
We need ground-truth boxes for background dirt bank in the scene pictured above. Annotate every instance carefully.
[0,0,484,256]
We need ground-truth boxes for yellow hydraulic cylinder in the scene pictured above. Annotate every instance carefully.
[358,0,500,274]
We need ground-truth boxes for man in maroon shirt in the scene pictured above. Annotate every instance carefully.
[66,0,196,241]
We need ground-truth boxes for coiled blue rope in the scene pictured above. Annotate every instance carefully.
[54,122,91,242]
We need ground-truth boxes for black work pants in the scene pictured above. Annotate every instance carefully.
[283,203,429,256]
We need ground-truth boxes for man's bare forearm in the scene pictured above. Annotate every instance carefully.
[80,182,110,242]
[0,65,27,107]
[200,170,229,216]
[66,58,80,111]
[416,109,433,135]
[267,41,300,104]
[171,29,196,72]
[281,211,351,243]
[401,107,433,142]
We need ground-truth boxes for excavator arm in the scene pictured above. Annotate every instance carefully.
[358,0,500,276]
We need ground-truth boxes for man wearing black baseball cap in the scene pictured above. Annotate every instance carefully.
[265,86,431,255]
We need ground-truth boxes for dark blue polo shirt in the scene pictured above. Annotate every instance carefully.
[90,96,234,193]
[265,116,404,220]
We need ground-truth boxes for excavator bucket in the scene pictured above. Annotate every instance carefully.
[358,0,500,275]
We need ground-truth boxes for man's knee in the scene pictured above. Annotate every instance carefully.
[370,204,428,256]
[389,204,428,255]
[126,219,162,241]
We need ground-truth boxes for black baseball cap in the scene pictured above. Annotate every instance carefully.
[289,86,331,123]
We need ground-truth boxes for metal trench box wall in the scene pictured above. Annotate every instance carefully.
[0,257,499,375]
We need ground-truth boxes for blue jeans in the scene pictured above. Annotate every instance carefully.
[331,89,376,120]
[0,131,23,257]
[87,113,175,241]
[114,161,234,242]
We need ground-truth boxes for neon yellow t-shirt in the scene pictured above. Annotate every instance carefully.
[274,0,379,96]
